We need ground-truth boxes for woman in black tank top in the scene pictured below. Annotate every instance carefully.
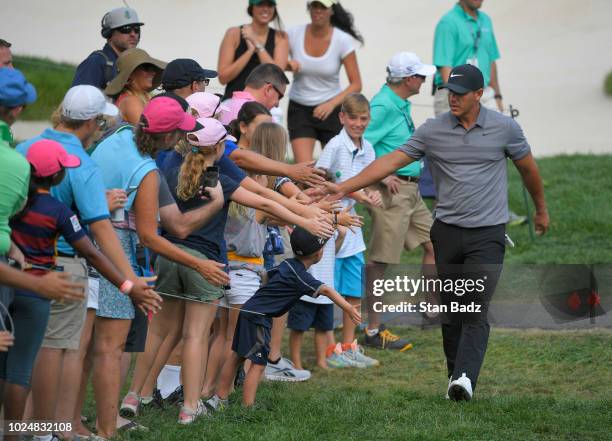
[218,0,288,100]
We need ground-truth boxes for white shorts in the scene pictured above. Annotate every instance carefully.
[86,277,99,310]
[224,268,261,306]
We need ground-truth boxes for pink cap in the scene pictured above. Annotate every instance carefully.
[188,117,236,148]
[26,139,81,177]
[141,97,201,133]
[186,92,229,119]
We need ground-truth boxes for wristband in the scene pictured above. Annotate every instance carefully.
[256,43,265,52]
[494,94,503,100]
[119,280,134,295]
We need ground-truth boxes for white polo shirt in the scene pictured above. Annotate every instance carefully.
[316,128,376,259]
[301,232,336,305]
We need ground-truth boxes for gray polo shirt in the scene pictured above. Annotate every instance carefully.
[399,106,531,227]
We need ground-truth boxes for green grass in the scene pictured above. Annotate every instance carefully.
[82,328,612,441]
[12,55,76,121]
[605,71,612,96]
[357,154,612,265]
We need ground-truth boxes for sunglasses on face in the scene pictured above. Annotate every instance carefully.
[197,78,211,87]
[116,25,141,35]
[267,82,284,100]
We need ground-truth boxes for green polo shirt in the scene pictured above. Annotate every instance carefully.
[0,141,30,254]
[0,120,13,147]
[365,84,420,177]
[433,3,500,87]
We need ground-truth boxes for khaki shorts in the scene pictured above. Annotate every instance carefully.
[42,256,88,350]
[155,244,224,302]
[367,181,433,264]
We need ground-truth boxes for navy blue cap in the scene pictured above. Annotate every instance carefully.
[439,64,484,95]
[290,226,328,257]
[162,59,217,90]
[0,67,37,107]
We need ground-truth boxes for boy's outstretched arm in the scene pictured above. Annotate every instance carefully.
[319,285,361,325]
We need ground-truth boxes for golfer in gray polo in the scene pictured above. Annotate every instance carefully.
[326,64,549,401]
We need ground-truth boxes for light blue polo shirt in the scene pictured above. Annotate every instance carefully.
[17,128,110,255]
[91,127,157,211]
[364,84,420,177]
[433,3,500,87]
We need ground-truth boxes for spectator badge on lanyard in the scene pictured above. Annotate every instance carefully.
[466,21,481,68]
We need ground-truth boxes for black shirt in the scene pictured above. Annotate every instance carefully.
[243,258,325,326]
[162,167,240,263]
[222,27,276,100]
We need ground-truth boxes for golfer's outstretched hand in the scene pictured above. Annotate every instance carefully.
[534,210,549,236]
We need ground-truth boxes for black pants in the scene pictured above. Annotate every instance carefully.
[429,220,505,389]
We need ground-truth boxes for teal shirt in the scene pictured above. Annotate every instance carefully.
[0,120,13,147]
[433,3,500,87]
[364,84,420,177]
[0,141,30,254]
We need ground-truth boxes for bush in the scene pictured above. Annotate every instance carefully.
[12,55,76,121]
[605,71,612,96]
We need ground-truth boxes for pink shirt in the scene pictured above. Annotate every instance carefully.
[219,91,255,125]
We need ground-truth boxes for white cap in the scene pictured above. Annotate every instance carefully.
[61,85,118,120]
[103,7,144,30]
[386,52,436,78]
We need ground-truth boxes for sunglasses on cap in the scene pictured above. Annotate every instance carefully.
[116,25,141,35]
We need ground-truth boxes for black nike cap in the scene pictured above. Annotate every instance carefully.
[439,64,484,95]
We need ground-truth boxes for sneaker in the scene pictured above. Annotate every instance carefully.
[265,357,311,382]
[119,391,139,417]
[445,377,452,400]
[205,394,228,412]
[362,324,413,351]
[326,343,365,368]
[448,373,473,401]
[140,388,165,410]
[165,385,184,407]
[342,341,380,367]
[234,363,246,388]
[178,399,206,425]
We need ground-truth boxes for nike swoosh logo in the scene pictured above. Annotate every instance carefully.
[450,74,463,78]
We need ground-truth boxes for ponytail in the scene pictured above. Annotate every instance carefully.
[176,150,207,201]
[331,2,364,45]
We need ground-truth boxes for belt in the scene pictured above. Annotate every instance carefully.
[395,175,420,183]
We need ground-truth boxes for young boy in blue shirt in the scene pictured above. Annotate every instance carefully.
[207,226,361,408]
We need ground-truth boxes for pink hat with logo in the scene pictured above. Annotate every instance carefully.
[187,117,236,148]
[140,97,202,133]
[26,139,81,177]
[186,92,229,119]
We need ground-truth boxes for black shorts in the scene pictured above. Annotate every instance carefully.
[287,300,334,332]
[232,312,272,366]
[287,100,342,145]
[124,308,148,353]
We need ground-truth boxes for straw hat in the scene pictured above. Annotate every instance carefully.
[104,48,167,96]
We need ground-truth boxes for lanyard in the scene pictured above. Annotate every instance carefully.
[468,16,482,58]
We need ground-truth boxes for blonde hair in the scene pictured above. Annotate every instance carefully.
[250,122,288,189]
[341,93,370,115]
[176,137,219,201]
